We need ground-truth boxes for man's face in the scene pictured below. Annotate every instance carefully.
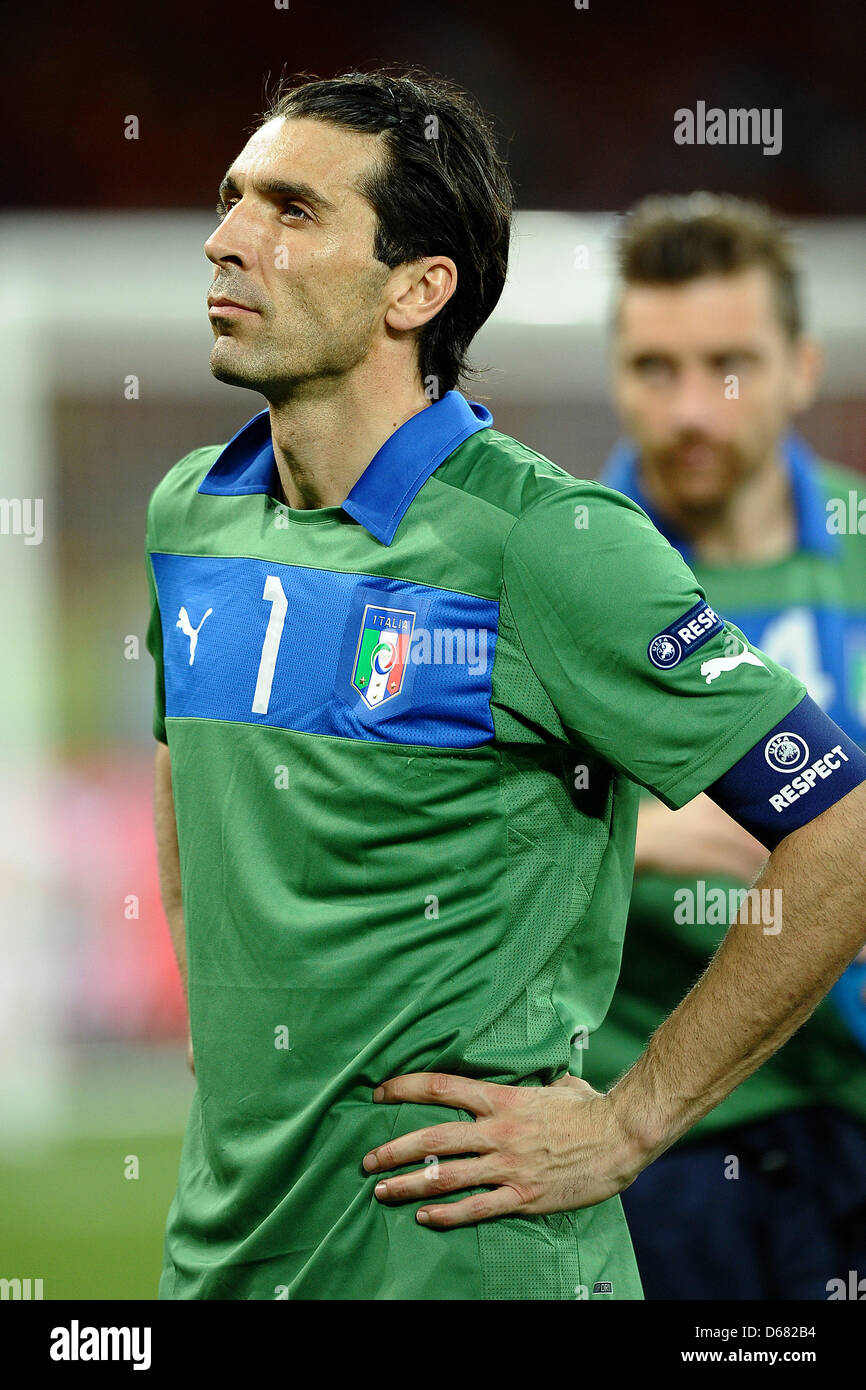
[204,116,395,399]
[611,267,817,514]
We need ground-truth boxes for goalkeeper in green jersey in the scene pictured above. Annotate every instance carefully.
[147,74,866,1300]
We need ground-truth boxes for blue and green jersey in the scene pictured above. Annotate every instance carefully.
[146,393,851,1299]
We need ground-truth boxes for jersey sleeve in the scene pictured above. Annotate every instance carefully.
[145,500,168,745]
[501,481,809,808]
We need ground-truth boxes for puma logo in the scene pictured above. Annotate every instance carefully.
[701,640,767,684]
[176,605,213,665]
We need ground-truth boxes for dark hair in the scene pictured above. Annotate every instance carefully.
[256,67,514,396]
[616,193,802,338]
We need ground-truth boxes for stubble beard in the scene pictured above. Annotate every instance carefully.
[209,310,379,401]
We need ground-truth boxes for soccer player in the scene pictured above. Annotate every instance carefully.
[585,193,866,1298]
[146,71,866,1300]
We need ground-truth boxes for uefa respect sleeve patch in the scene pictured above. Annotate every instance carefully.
[647,600,725,669]
[706,693,866,849]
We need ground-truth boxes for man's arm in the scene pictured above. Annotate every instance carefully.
[361,779,866,1224]
[154,743,194,1074]
[609,776,866,1166]
[361,491,866,1223]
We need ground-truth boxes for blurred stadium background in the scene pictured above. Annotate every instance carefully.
[0,0,863,1298]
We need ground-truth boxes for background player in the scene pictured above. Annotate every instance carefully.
[585,193,866,1299]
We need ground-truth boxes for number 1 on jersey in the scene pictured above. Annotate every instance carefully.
[252,575,288,714]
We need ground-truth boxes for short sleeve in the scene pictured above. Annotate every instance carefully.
[502,481,808,807]
[145,510,168,745]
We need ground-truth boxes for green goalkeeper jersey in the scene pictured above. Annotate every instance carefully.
[146,389,809,1300]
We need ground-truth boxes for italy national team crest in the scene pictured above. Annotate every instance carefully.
[351,604,416,710]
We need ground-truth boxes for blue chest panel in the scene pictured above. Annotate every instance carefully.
[152,553,499,748]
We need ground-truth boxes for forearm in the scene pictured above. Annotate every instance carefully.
[608,779,866,1168]
[632,796,661,873]
[153,742,187,999]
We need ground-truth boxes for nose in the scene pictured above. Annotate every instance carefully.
[204,206,251,269]
[205,228,240,268]
[668,364,725,434]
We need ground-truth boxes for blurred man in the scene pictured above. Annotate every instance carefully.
[586,193,866,1299]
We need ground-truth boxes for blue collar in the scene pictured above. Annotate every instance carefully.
[600,433,839,563]
[197,389,493,546]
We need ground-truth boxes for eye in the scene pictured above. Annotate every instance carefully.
[283,204,312,223]
[215,196,238,219]
[634,356,675,382]
[715,353,749,373]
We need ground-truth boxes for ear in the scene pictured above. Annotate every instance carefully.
[788,334,823,414]
[385,256,458,334]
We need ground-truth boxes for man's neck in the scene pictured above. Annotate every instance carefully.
[639,447,798,565]
[267,367,433,511]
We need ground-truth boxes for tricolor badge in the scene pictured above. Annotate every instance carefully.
[351,604,415,710]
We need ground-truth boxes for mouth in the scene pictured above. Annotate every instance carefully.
[670,444,723,470]
[207,298,260,317]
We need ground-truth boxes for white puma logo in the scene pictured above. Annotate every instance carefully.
[701,640,767,684]
[176,605,213,665]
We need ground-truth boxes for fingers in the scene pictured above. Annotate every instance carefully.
[372,1071,505,1116]
[363,1121,492,1173]
[416,1185,523,1229]
[372,1156,495,1204]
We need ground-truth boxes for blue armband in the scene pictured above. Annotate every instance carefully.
[706,694,866,850]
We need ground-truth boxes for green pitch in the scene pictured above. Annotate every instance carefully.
[0,1133,183,1300]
